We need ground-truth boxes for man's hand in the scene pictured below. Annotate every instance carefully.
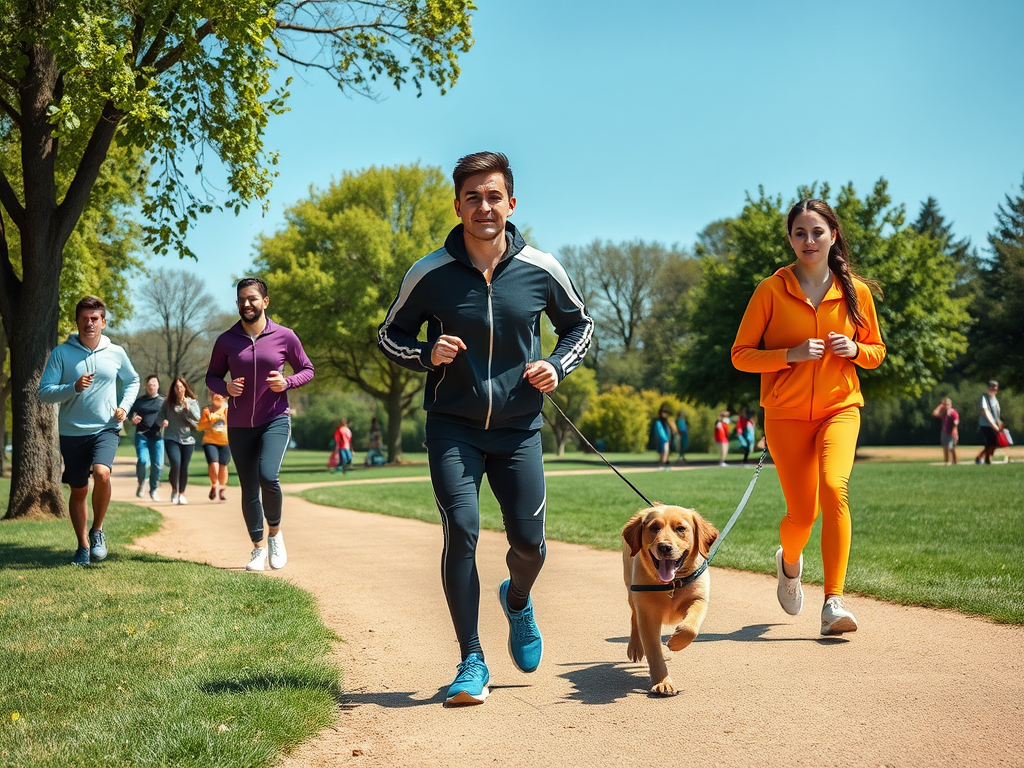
[828,332,859,358]
[131,413,142,425]
[113,407,127,423]
[431,335,467,367]
[75,373,94,392]
[267,370,288,393]
[524,360,558,393]
[226,377,245,397]
[786,338,825,363]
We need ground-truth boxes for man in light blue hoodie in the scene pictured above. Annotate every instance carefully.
[39,296,140,566]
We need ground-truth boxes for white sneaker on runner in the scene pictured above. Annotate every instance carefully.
[246,547,267,571]
[171,492,179,504]
[821,595,858,635]
[268,532,287,570]
[149,490,161,502]
[177,495,188,505]
[775,546,803,615]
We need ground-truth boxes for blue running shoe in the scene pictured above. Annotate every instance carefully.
[445,653,489,706]
[71,546,90,567]
[89,529,107,562]
[498,579,543,673]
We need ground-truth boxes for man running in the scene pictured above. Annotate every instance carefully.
[39,296,140,565]
[128,374,165,500]
[378,151,593,706]
[205,278,314,571]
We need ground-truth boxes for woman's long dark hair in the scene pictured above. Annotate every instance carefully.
[167,376,196,406]
[787,199,882,328]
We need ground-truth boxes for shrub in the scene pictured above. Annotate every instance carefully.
[579,385,650,452]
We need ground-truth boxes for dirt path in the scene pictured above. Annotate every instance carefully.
[122,458,1024,767]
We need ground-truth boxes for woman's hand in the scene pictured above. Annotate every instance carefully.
[431,335,467,367]
[524,361,557,393]
[786,338,825,363]
[267,370,288,392]
[828,332,859,358]
[226,377,245,397]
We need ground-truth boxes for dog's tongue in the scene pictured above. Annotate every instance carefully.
[657,558,679,583]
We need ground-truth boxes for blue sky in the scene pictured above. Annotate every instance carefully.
[159,0,1024,316]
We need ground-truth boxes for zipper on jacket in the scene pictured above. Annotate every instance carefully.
[250,337,258,427]
[484,282,495,430]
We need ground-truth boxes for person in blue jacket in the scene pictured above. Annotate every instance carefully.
[378,151,593,706]
[39,296,140,566]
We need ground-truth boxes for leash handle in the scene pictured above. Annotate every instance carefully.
[544,393,654,507]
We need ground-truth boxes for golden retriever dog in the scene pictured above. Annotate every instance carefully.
[622,505,719,696]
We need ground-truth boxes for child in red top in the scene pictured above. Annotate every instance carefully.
[333,419,353,473]
[931,398,959,465]
[714,410,731,466]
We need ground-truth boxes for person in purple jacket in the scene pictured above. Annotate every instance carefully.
[205,277,315,571]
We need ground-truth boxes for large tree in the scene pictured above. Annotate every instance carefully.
[0,1,474,517]
[965,175,1024,389]
[676,181,972,408]
[252,163,457,462]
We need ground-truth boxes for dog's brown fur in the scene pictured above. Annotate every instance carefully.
[622,505,719,696]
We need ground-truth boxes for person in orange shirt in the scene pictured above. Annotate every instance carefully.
[731,199,886,636]
[198,392,231,501]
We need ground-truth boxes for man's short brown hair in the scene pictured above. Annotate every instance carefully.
[453,151,514,199]
[75,295,106,319]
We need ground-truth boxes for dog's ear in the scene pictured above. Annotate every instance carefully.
[693,511,719,557]
[622,511,647,557]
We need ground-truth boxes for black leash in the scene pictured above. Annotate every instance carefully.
[544,393,769,593]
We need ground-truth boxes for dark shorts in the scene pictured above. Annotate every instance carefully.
[203,443,231,465]
[980,425,999,447]
[60,429,120,488]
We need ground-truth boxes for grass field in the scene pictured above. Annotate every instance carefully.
[299,461,1024,625]
[0,494,340,768]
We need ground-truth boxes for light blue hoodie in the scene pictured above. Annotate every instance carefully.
[38,334,140,437]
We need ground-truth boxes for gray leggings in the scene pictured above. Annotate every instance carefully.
[228,415,291,543]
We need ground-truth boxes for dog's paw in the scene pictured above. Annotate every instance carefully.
[626,639,645,663]
[667,627,697,652]
[650,678,679,696]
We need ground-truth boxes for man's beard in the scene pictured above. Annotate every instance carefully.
[240,307,264,324]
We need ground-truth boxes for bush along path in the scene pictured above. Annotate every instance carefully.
[120,458,1024,768]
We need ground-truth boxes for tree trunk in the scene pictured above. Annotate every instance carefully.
[385,375,405,464]
[4,292,64,519]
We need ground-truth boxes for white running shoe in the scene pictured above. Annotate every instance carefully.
[775,547,803,615]
[268,532,287,570]
[171,492,179,504]
[149,490,161,502]
[246,547,267,571]
[821,596,859,635]
[136,482,145,498]
[177,495,188,505]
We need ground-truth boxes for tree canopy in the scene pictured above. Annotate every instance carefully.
[252,163,458,461]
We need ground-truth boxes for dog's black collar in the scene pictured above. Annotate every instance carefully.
[630,559,708,593]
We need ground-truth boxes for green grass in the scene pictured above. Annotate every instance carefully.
[300,462,1024,625]
[0,494,340,768]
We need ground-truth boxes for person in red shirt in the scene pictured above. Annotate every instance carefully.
[931,397,959,465]
[334,418,353,473]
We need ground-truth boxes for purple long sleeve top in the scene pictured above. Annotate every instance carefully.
[205,318,315,428]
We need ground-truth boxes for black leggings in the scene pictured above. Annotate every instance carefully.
[228,415,291,543]
[163,440,195,495]
[425,418,547,661]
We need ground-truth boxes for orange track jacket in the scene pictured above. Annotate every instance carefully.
[731,266,886,421]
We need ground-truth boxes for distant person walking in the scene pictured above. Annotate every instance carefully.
[333,418,353,473]
[160,376,201,505]
[975,381,1002,465]
[713,410,731,466]
[365,416,385,466]
[736,409,757,464]
[931,397,960,465]
[128,374,165,500]
[38,296,140,566]
[732,199,885,636]
[653,408,673,470]
[206,277,315,571]
[378,152,593,706]
[675,408,689,463]
[198,392,231,500]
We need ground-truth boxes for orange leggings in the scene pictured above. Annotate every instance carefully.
[764,407,860,597]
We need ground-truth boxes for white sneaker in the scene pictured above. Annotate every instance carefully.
[821,596,858,635]
[775,547,803,615]
[171,492,179,504]
[246,547,267,571]
[149,490,161,502]
[177,495,188,505]
[136,482,145,498]
[268,532,287,570]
